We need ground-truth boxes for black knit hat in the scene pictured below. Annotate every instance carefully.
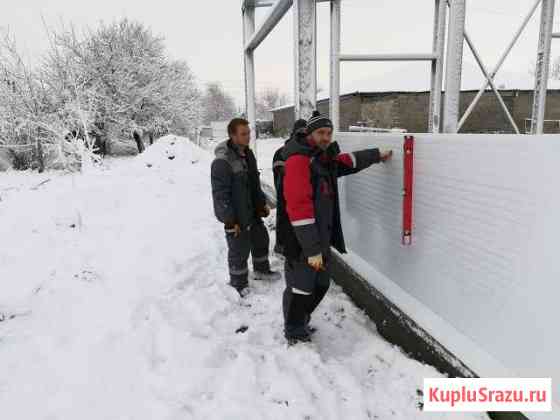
[293,119,307,131]
[307,111,333,134]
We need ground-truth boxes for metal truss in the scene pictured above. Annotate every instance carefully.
[242,0,558,137]
[330,0,449,133]
[457,0,554,134]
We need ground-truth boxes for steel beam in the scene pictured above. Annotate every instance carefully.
[244,0,293,52]
[330,0,341,132]
[339,53,438,62]
[242,1,275,10]
[429,0,447,133]
[243,6,257,152]
[531,0,556,134]
[442,0,466,133]
[294,0,317,120]
[456,0,541,132]
[463,32,520,133]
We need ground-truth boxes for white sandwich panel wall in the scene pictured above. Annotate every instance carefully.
[336,132,560,416]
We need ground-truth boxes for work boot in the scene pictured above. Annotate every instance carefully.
[230,281,250,298]
[253,269,281,281]
[303,313,317,335]
[286,330,312,346]
[284,294,313,344]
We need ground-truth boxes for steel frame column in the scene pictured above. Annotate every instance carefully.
[531,0,556,134]
[463,33,521,133]
[330,0,341,132]
[443,0,466,133]
[294,0,317,120]
[429,0,447,133]
[243,5,257,151]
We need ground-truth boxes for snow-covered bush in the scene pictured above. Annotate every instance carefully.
[201,82,236,125]
[0,19,202,171]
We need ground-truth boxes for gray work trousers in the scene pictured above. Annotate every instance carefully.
[226,220,270,288]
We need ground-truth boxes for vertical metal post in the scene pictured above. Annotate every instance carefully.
[429,0,447,133]
[443,0,466,133]
[243,5,257,152]
[531,0,556,134]
[330,0,341,133]
[294,0,317,120]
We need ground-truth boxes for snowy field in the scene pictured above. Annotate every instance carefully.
[0,135,489,420]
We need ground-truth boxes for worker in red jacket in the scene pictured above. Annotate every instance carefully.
[272,119,307,255]
[277,111,393,344]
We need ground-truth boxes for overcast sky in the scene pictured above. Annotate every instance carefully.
[2,0,559,105]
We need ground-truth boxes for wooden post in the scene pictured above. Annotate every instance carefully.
[36,131,44,173]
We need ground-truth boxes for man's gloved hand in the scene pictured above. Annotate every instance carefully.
[380,149,393,162]
[307,254,324,271]
[326,141,341,159]
[258,205,271,218]
[225,222,242,237]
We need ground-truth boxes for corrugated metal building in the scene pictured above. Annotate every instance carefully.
[272,90,560,135]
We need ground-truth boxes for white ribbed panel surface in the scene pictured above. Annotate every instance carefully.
[337,132,560,414]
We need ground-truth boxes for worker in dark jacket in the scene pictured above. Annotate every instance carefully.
[272,119,307,255]
[133,131,145,153]
[211,118,280,296]
[278,111,393,344]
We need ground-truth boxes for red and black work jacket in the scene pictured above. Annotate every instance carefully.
[277,133,381,260]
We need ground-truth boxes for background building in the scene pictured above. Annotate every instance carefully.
[272,90,560,135]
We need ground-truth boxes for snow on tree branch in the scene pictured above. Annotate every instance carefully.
[0,19,202,171]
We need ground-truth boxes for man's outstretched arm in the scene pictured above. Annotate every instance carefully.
[336,148,392,177]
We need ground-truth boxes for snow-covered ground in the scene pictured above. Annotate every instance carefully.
[254,137,286,185]
[0,135,489,420]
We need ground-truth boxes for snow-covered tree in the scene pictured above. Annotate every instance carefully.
[255,88,289,120]
[201,82,236,125]
[43,19,201,140]
[0,28,85,171]
[0,19,202,171]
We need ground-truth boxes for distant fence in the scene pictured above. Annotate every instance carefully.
[348,126,407,133]
[523,118,560,134]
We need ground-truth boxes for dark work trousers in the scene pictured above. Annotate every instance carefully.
[226,220,271,289]
[283,257,330,335]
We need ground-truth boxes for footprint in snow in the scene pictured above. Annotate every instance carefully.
[236,325,249,334]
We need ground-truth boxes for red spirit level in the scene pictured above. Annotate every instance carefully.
[402,135,414,245]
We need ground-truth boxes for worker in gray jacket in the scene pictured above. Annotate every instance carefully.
[211,118,280,296]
